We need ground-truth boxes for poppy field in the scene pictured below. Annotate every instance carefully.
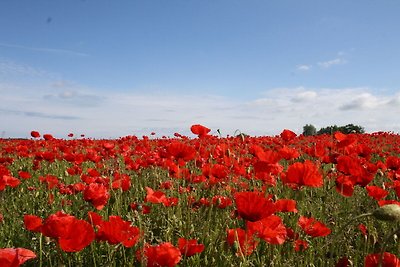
[1,125,400,266]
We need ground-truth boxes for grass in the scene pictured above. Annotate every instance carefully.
[0,132,399,266]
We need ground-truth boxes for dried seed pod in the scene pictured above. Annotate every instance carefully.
[372,204,400,222]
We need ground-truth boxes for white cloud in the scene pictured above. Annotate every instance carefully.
[297,65,311,71]
[340,93,388,110]
[0,60,48,77]
[0,43,89,57]
[291,90,318,102]
[318,58,347,68]
[1,82,400,138]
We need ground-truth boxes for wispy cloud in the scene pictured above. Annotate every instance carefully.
[297,65,312,71]
[43,90,104,107]
[0,42,89,57]
[0,60,48,77]
[297,51,348,71]
[1,81,400,138]
[0,108,80,120]
[340,93,389,110]
[318,58,347,68]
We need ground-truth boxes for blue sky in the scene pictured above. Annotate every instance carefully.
[1,1,400,138]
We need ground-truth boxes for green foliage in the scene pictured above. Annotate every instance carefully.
[302,124,317,136]
[307,123,366,135]
[321,123,365,134]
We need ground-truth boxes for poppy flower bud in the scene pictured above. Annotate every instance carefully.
[372,204,400,222]
[233,241,240,252]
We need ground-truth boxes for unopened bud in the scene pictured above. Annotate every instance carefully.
[372,204,400,222]
[233,241,239,251]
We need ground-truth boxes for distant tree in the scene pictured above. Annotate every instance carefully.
[317,125,340,135]
[302,124,317,136]
[317,124,365,135]
[340,124,365,134]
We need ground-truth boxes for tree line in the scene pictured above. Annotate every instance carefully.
[302,124,365,136]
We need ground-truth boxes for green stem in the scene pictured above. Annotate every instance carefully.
[378,226,400,267]
[39,234,43,267]
[323,212,372,250]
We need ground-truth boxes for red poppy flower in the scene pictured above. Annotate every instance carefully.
[246,215,287,245]
[336,155,375,186]
[137,242,181,267]
[40,212,95,252]
[43,134,54,140]
[250,145,281,163]
[145,187,167,204]
[364,252,400,267]
[366,185,389,200]
[280,129,297,141]
[18,171,31,180]
[279,146,300,160]
[210,164,229,180]
[96,216,141,247]
[358,224,368,237]
[334,132,357,148]
[298,216,331,237]
[177,238,205,257]
[39,175,59,189]
[212,195,233,209]
[30,131,40,138]
[335,257,350,267]
[57,219,95,252]
[130,203,151,214]
[226,228,259,256]
[83,183,110,210]
[111,173,131,191]
[294,239,308,252]
[167,142,196,162]
[0,247,36,267]
[275,199,298,213]
[0,175,21,191]
[190,124,211,138]
[87,211,103,226]
[234,191,275,222]
[282,160,323,188]
[386,156,400,170]
[335,175,355,197]
[23,215,43,232]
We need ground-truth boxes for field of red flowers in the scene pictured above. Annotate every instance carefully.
[1,125,400,266]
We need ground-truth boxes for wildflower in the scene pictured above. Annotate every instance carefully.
[137,242,181,267]
[366,185,389,200]
[365,252,400,267]
[298,216,331,237]
[282,160,323,188]
[23,215,43,232]
[234,191,275,222]
[95,216,141,247]
[177,238,204,257]
[30,131,40,138]
[190,124,211,138]
[246,215,287,245]
[83,183,110,210]
[38,212,95,252]
[0,248,36,267]
[226,228,259,256]
[280,129,297,141]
